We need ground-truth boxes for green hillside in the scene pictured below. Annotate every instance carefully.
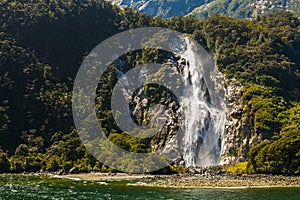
[0,0,299,174]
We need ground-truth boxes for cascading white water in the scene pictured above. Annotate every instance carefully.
[113,36,226,168]
[181,37,226,167]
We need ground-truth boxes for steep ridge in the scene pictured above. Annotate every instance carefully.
[107,0,213,18]
[108,0,300,19]
[189,0,300,19]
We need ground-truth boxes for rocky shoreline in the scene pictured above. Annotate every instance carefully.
[60,173,300,188]
[143,174,300,188]
[2,166,300,188]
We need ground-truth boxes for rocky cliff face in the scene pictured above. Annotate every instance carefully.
[220,78,248,164]
[132,70,260,167]
[129,61,254,167]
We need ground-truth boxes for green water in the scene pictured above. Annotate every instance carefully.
[0,175,299,200]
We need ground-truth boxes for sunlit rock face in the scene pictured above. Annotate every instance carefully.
[107,0,212,18]
[109,0,300,19]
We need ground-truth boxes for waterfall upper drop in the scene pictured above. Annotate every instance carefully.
[180,37,226,167]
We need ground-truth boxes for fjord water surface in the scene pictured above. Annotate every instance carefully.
[1,175,299,200]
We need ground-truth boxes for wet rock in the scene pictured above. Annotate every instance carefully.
[220,78,256,165]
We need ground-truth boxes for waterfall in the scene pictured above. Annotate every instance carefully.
[112,36,226,168]
[180,37,226,167]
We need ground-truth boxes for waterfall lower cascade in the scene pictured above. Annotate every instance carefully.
[180,37,226,167]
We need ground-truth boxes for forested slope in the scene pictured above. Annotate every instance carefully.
[0,0,299,174]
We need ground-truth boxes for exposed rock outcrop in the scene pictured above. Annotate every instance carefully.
[220,78,261,165]
[127,43,258,168]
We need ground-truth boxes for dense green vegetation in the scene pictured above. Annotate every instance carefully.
[0,0,299,174]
